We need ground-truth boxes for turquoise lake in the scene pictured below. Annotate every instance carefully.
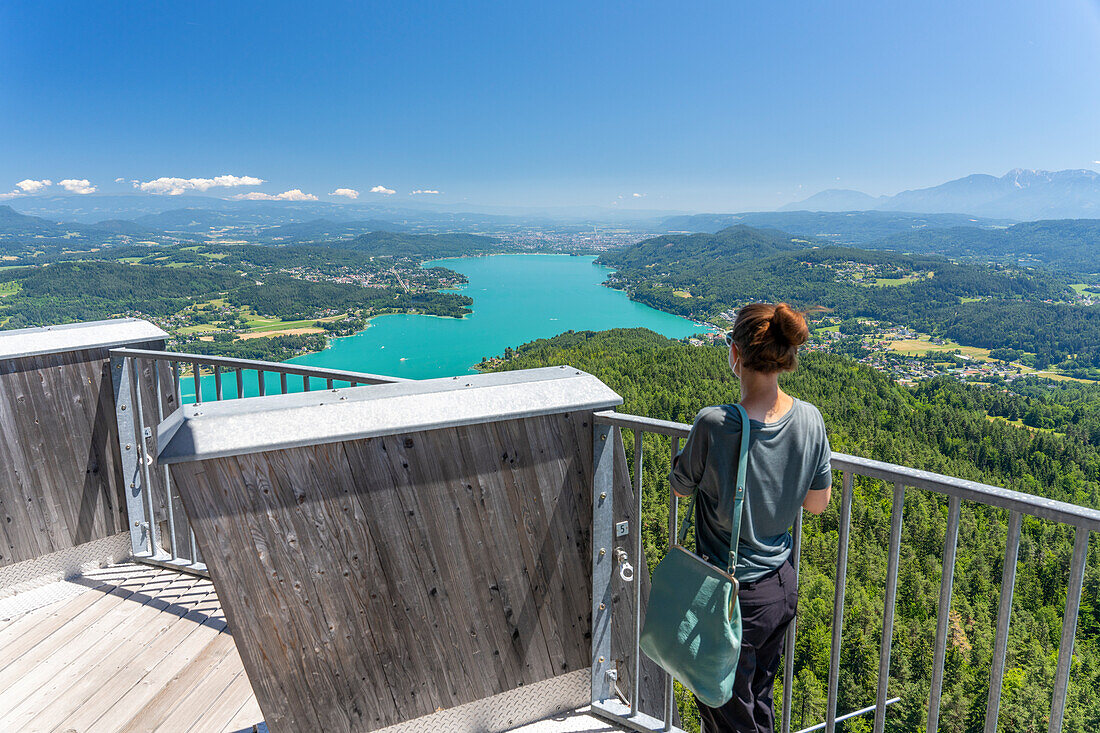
[184,254,705,399]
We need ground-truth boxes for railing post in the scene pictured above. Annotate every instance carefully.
[110,351,149,556]
[130,357,161,557]
[632,429,644,718]
[153,359,179,562]
[665,436,680,731]
[826,471,855,733]
[927,494,961,732]
[1048,528,1089,733]
[873,483,905,733]
[782,509,804,733]
[592,421,616,705]
[985,510,1022,733]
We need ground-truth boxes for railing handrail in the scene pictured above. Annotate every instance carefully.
[593,409,1100,531]
[110,347,408,385]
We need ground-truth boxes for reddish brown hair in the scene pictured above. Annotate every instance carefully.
[729,302,818,373]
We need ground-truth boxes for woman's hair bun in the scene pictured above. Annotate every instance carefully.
[730,301,820,373]
[771,303,810,348]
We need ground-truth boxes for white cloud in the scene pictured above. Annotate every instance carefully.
[329,188,360,199]
[232,189,319,201]
[410,189,440,195]
[16,179,52,193]
[114,177,125,183]
[0,192,23,200]
[59,179,96,194]
[632,192,645,198]
[1094,160,1100,166]
[370,185,396,195]
[136,174,264,195]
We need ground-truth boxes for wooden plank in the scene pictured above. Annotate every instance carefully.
[74,616,231,731]
[1,572,208,730]
[174,453,342,732]
[0,566,168,675]
[442,422,560,681]
[512,415,593,672]
[148,644,248,733]
[47,608,216,731]
[189,670,259,733]
[0,568,181,721]
[367,430,503,697]
[21,578,220,731]
[115,631,239,733]
[0,565,137,653]
[219,692,266,733]
[341,436,469,713]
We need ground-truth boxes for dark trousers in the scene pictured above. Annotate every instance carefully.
[695,559,798,733]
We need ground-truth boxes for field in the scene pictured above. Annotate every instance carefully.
[0,281,20,298]
[237,327,325,339]
[872,274,920,286]
[176,323,219,335]
[885,335,992,359]
[672,290,692,298]
[985,414,1064,436]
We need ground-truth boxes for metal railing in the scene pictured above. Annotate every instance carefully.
[590,410,1100,733]
[109,347,404,576]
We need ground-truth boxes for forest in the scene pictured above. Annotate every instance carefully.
[597,226,1100,370]
[0,261,246,328]
[490,328,1100,733]
[0,246,474,330]
[227,274,473,319]
[872,220,1100,276]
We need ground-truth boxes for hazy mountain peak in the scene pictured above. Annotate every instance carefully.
[783,167,1100,219]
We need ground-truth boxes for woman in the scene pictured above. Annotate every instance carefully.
[670,302,832,733]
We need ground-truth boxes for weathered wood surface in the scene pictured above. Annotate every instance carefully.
[0,339,163,567]
[0,562,261,732]
[170,411,665,732]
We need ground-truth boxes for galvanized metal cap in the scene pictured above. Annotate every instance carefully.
[0,318,168,360]
[157,365,623,464]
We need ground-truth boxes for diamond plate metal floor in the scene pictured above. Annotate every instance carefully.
[508,707,625,732]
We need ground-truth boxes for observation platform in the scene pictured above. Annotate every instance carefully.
[2,318,1097,733]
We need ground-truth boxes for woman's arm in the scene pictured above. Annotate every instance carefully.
[802,485,832,514]
[669,411,711,498]
[803,424,834,514]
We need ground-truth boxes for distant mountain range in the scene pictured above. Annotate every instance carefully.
[781,168,1100,220]
[659,211,1011,242]
[0,205,171,251]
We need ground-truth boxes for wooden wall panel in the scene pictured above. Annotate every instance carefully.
[170,411,665,732]
[0,340,163,566]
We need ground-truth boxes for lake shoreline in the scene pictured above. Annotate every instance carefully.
[279,253,706,380]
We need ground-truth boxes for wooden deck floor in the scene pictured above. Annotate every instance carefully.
[0,563,262,733]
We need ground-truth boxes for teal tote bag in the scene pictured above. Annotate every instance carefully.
[639,403,750,708]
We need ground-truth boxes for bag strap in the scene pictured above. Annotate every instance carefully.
[676,403,752,576]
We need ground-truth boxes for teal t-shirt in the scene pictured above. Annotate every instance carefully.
[669,399,832,583]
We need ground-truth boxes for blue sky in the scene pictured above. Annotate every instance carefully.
[3,1,1100,211]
